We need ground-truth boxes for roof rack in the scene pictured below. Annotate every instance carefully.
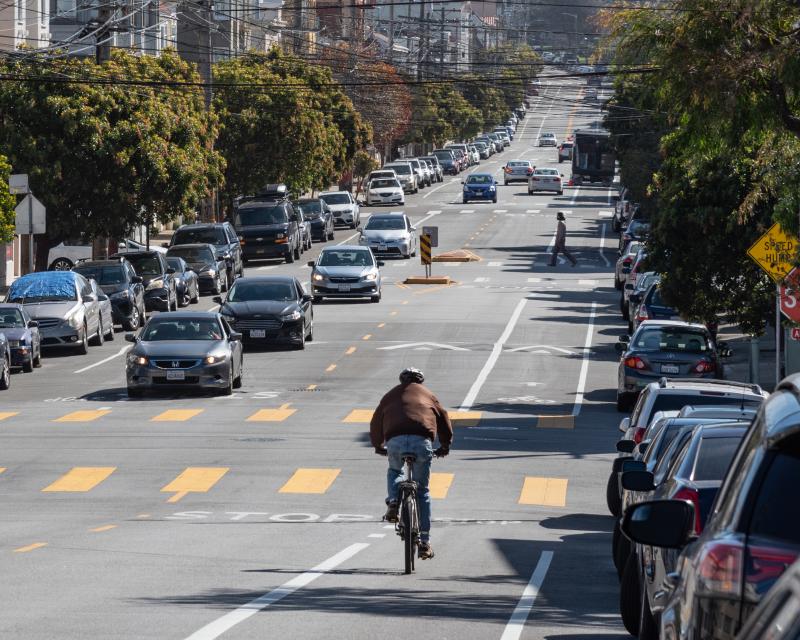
[658,377,763,394]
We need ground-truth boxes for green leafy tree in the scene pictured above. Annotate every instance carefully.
[0,155,14,243]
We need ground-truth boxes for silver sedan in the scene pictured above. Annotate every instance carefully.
[309,246,383,303]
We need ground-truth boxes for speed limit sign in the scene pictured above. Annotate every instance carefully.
[781,267,800,322]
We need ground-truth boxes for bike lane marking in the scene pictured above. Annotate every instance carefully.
[500,550,554,640]
[183,543,370,640]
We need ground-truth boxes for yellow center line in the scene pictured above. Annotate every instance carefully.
[307,384,317,390]
[325,364,337,372]
[90,524,117,533]
[0,467,6,475]
[377,323,386,328]
[54,409,112,423]
[362,334,372,341]
[345,346,357,355]
[151,409,204,422]
[14,542,47,553]
[0,412,19,421]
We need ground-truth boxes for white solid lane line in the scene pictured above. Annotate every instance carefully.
[73,346,129,374]
[422,179,457,199]
[184,543,370,640]
[572,302,598,417]
[500,551,554,640]
[598,224,610,267]
[458,298,527,411]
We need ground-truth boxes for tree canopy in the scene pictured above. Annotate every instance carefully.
[0,155,14,244]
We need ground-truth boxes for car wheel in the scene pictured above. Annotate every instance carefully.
[493,198,497,203]
[350,221,357,230]
[91,320,104,346]
[371,291,381,303]
[463,199,468,204]
[49,258,73,271]
[295,328,306,350]
[22,353,33,373]
[313,296,323,304]
[77,324,89,355]
[285,248,295,264]
[33,347,42,368]
[327,226,335,241]
[639,580,659,640]
[105,321,115,341]
[616,391,632,413]
[528,189,533,195]
[606,469,622,516]
[0,356,11,390]
[233,361,243,389]
[191,284,200,304]
[220,371,234,396]
[614,276,622,291]
[619,553,641,637]
[179,288,190,307]
[621,299,630,320]
[125,306,140,332]
[503,181,508,186]
[220,272,229,293]
[127,387,144,398]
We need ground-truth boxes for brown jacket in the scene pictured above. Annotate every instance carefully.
[555,220,567,249]
[370,383,454,448]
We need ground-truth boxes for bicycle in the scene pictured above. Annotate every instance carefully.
[394,453,420,575]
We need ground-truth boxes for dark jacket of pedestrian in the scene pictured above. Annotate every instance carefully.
[370,383,454,448]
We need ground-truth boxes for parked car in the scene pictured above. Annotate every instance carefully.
[528,168,564,195]
[468,145,481,165]
[615,320,732,410]
[0,332,9,390]
[538,132,558,147]
[296,206,313,252]
[110,250,178,312]
[446,144,472,168]
[125,312,243,397]
[462,173,498,203]
[72,258,147,330]
[0,303,41,372]
[622,373,800,640]
[627,271,660,332]
[382,162,418,193]
[366,169,398,183]
[169,221,243,284]
[419,156,443,182]
[558,141,574,163]
[47,239,93,271]
[473,142,491,160]
[166,256,200,306]
[615,240,643,290]
[735,557,800,640]
[432,150,458,175]
[474,138,495,156]
[619,207,651,253]
[216,276,313,349]
[631,282,680,331]
[503,160,534,185]
[358,212,416,259]
[621,247,649,319]
[296,198,335,242]
[319,190,361,229]
[166,244,228,295]
[365,178,405,207]
[88,278,115,344]
[232,187,302,265]
[308,246,383,303]
[5,271,103,354]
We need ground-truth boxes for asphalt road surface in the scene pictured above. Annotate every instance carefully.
[0,75,628,639]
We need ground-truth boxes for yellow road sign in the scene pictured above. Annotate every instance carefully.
[747,222,796,282]
[420,233,432,266]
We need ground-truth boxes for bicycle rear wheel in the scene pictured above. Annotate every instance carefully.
[401,495,416,574]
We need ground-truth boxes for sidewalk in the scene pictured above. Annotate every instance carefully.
[718,324,779,392]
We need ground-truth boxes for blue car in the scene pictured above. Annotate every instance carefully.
[462,173,497,203]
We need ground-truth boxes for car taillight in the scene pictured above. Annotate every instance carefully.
[504,167,512,173]
[697,541,743,596]
[622,257,633,266]
[747,545,798,586]
[692,360,715,374]
[636,307,651,322]
[633,426,647,444]
[526,168,533,175]
[673,487,702,534]
[623,356,649,371]
[555,177,561,183]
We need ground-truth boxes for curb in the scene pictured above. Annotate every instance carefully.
[403,276,454,285]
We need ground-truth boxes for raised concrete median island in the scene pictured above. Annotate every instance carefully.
[432,249,481,262]
[403,276,454,285]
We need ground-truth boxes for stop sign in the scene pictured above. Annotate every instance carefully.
[780,267,800,322]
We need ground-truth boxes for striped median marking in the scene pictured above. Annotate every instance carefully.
[161,467,229,503]
[518,477,568,507]
[54,409,111,423]
[247,404,296,422]
[14,542,47,553]
[429,473,454,499]
[536,415,575,430]
[151,409,204,422]
[42,467,116,492]
[279,468,340,494]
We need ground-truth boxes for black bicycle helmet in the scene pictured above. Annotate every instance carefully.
[399,367,425,385]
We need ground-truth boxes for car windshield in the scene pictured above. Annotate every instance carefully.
[235,204,286,226]
[508,162,530,167]
[7,274,78,302]
[227,281,295,302]
[366,217,406,230]
[693,436,742,481]
[125,254,163,276]
[542,133,555,138]
[318,250,374,267]
[0,309,25,328]
[370,179,400,189]
[633,327,710,352]
[385,165,411,175]
[649,288,672,308]
[166,257,185,272]
[536,169,559,176]
[467,175,493,185]
[433,152,452,161]
[167,247,215,263]
[173,228,226,245]
[299,201,323,215]
[73,266,126,285]
[321,193,351,205]
[141,318,223,341]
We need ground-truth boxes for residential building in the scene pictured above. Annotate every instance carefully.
[0,0,50,52]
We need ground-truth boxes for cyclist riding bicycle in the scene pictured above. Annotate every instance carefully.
[370,367,454,560]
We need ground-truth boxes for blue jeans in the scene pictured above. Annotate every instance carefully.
[387,435,433,542]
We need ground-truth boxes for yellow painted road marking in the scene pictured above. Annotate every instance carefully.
[519,477,568,507]
[14,542,47,553]
[136,514,150,518]
[402,301,409,305]
[345,346,357,355]
[362,334,372,341]
[90,524,117,533]
[395,282,410,289]
[279,468,340,494]
[42,467,116,492]
[307,384,317,390]
[450,410,482,427]
[390,311,398,316]
[343,409,373,423]
[537,415,575,429]
[54,409,111,423]
[413,284,456,296]
[151,409,204,422]
[429,473,454,499]
[325,364,337,372]
[0,467,5,475]
[161,467,229,503]
[0,412,19,421]
[378,323,386,328]
[247,404,296,422]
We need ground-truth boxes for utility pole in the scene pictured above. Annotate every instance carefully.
[199,0,213,110]
[388,0,394,64]
[95,3,112,63]
[416,0,425,81]
[439,6,445,78]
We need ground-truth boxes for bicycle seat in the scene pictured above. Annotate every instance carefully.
[401,453,417,462]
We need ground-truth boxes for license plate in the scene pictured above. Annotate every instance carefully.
[378,244,388,251]
[166,370,185,381]
[338,284,351,292]
[250,329,266,338]
[256,249,265,254]
[660,364,680,374]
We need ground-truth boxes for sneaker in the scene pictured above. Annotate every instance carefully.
[418,541,434,559]
[383,501,398,522]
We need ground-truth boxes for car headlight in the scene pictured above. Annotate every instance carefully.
[146,278,165,291]
[312,273,324,282]
[200,269,216,276]
[281,310,302,321]
[275,233,285,239]
[7,340,20,347]
[111,290,129,300]
[205,354,226,364]
[127,354,148,366]
[363,273,377,281]
[68,313,82,328]
[489,186,496,191]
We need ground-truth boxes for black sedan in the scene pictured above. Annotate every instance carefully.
[166,256,200,306]
[0,303,42,372]
[125,312,243,397]
[167,243,228,295]
[111,250,177,312]
[73,258,146,330]
[215,276,313,349]
[296,198,335,242]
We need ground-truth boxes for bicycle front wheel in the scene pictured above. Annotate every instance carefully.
[401,496,416,574]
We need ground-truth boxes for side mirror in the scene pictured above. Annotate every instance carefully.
[618,417,631,433]
[166,267,176,275]
[410,226,417,231]
[357,226,362,231]
[82,295,95,303]
[621,470,655,492]
[132,276,143,284]
[161,242,169,248]
[27,320,39,328]
[290,214,299,222]
[629,294,642,304]
[461,181,465,184]
[616,439,636,453]
[212,296,223,304]
[307,261,315,268]
[625,283,635,290]
[621,500,695,548]
[222,253,232,261]
[124,333,137,343]
[635,440,651,457]
[621,459,646,474]
[229,331,242,341]
[302,294,313,303]
[377,261,385,267]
